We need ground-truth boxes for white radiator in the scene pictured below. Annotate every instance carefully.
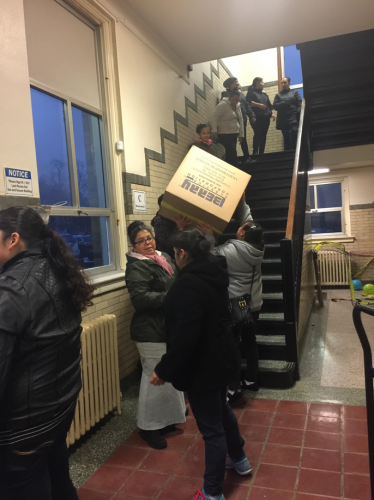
[67,314,122,446]
[317,250,350,286]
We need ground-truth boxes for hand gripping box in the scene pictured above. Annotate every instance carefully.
[159,145,251,234]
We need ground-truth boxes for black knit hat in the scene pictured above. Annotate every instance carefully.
[223,77,238,89]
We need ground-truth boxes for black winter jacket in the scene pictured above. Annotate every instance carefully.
[273,89,302,129]
[221,90,255,123]
[155,255,238,393]
[151,215,177,259]
[246,87,273,119]
[125,252,176,343]
[0,250,82,448]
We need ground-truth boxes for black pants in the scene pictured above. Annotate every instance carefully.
[0,409,78,500]
[187,389,245,497]
[240,122,250,160]
[229,311,260,391]
[282,123,298,150]
[218,133,238,167]
[251,117,270,155]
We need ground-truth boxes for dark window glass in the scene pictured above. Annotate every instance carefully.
[49,216,111,269]
[309,185,315,209]
[317,183,342,209]
[284,45,303,86]
[72,107,106,208]
[30,88,72,206]
[311,211,342,234]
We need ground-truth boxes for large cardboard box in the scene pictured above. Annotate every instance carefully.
[159,145,251,234]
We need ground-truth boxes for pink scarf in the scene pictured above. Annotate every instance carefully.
[196,138,212,145]
[128,251,174,275]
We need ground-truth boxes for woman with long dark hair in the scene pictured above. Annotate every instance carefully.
[151,229,251,500]
[246,77,275,155]
[0,206,95,500]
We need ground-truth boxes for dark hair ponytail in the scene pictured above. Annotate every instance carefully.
[172,228,211,259]
[0,207,94,312]
[243,222,264,250]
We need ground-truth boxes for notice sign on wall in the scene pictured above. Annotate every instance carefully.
[4,168,33,197]
[133,190,146,212]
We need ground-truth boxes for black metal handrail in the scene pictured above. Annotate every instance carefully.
[353,304,374,500]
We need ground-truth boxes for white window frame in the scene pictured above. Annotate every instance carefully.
[309,176,352,241]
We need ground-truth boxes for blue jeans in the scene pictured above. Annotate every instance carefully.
[282,123,298,150]
[187,389,245,496]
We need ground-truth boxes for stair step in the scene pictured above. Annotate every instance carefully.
[262,292,283,300]
[247,187,291,200]
[264,230,286,244]
[257,334,285,343]
[262,258,282,274]
[257,337,287,361]
[258,361,296,389]
[262,292,284,313]
[254,217,288,231]
[262,274,283,294]
[259,312,284,321]
[264,243,281,259]
[249,172,293,184]
[250,197,290,208]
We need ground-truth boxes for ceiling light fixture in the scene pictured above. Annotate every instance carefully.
[309,168,330,175]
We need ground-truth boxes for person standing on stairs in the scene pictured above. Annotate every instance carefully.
[189,124,225,159]
[125,221,186,450]
[246,77,275,155]
[198,193,264,405]
[221,77,256,163]
[210,90,244,167]
[151,229,252,500]
[273,77,302,151]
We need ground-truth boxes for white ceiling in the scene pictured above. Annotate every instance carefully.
[122,0,374,64]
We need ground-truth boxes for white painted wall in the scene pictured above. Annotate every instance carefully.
[221,49,278,87]
[0,0,38,197]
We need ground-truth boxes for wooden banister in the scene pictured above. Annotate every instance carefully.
[285,98,306,239]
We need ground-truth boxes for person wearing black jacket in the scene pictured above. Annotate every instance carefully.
[221,77,256,162]
[151,230,252,500]
[246,77,275,155]
[0,207,95,500]
[273,77,302,150]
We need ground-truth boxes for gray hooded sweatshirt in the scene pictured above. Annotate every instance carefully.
[207,201,264,311]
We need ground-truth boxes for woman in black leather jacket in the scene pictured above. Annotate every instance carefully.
[0,207,94,500]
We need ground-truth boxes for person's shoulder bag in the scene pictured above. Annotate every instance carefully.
[229,266,256,327]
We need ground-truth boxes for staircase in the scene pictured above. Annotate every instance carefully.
[297,29,374,151]
[220,151,298,389]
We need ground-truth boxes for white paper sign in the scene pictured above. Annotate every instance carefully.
[5,168,33,197]
[133,190,146,212]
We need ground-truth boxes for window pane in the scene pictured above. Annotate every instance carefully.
[49,216,111,269]
[284,45,303,86]
[311,211,342,234]
[309,185,315,209]
[72,107,106,208]
[316,183,342,209]
[30,88,72,206]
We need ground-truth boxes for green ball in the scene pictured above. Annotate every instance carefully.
[363,284,374,296]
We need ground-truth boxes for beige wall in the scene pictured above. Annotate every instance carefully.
[0,0,38,197]
[222,48,278,88]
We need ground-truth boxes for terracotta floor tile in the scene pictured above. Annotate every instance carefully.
[119,470,168,497]
[83,466,132,492]
[123,431,152,449]
[239,424,269,443]
[158,475,203,500]
[277,401,309,415]
[174,452,205,478]
[223,483,250,500]
[309,403,341,418]
[105,446,149,469]
[240,410,274,427]
[342,405,367,420]
[273,413,306,430]
[262,443,301,467]
[243,440,264,462]
[307,416,341,434]
[177,417,200,435]
[344,473,371,500]
[344,434,369,454]
[342,418,368,436]
[224,467,254,486]
[246,399,278,412]
[297,468,341,497]
[344,452,370,475]
[188,436,205,457]
[295,494,339,500]
[166,433,196,453]
[138,450,183,474]
[233,407,245,421]
[254,464,298,491]
[267,427,303,447]
[304,431,341,451]
[249,487,293,499]
[301,448,341,472]
[78,489,115,500]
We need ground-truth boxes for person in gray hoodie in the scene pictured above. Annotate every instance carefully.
[198,194,264,404]
[210,90,244,167]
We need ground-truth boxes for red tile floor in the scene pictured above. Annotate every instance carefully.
[78,398,371,500]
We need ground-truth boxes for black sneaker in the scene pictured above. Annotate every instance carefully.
[242,381,259,392]
[185,407,190,417]
[139,429,167,449]
[160,424,177,435]
[227,390,244,406]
